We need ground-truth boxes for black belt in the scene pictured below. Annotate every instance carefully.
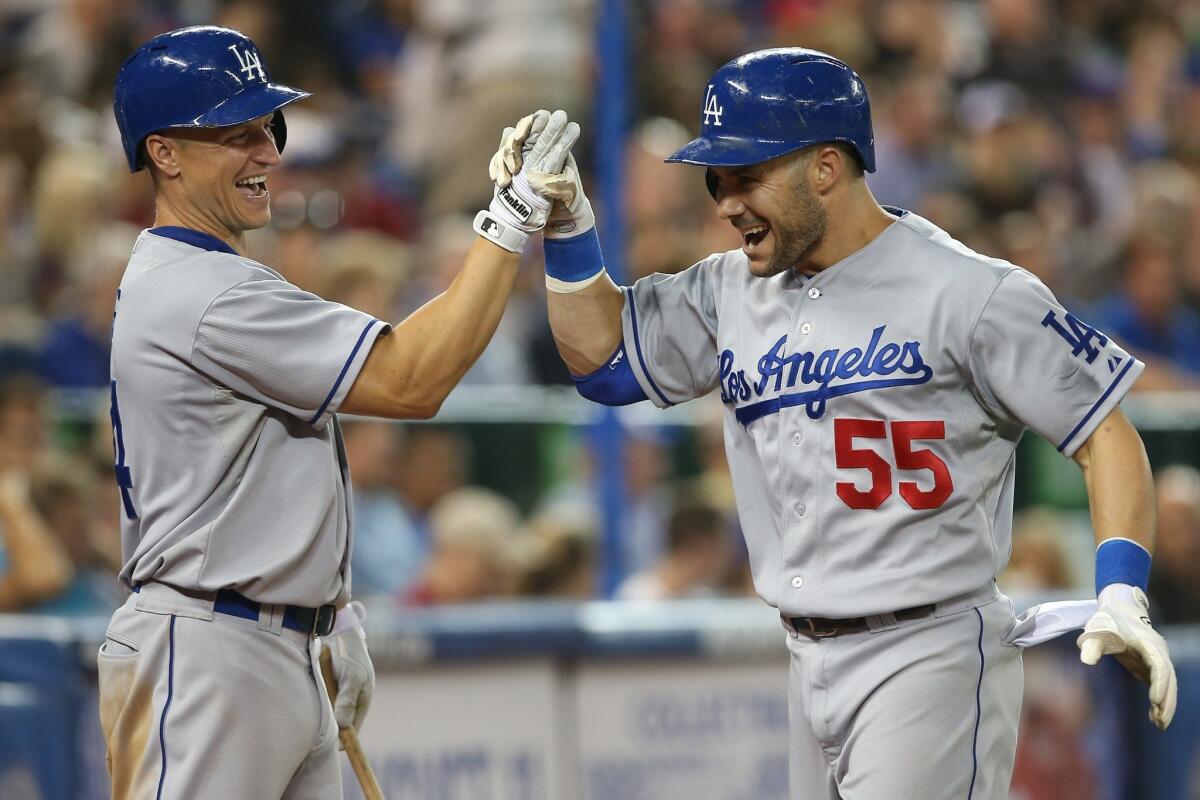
[787,603,936,638]
[133,584,337,636]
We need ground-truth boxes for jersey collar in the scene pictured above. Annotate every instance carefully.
[149,226,240,256]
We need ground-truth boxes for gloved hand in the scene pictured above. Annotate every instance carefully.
[323,600,375,734]
[1077,583,1177,729]
[474,109,580,252]
[490,121,593,240]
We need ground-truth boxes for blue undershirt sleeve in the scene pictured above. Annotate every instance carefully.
[571,342,648,406]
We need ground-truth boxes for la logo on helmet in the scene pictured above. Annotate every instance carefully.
[703,84,723,127]
[228,45,266,82]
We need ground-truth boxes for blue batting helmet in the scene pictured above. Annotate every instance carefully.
[113,26,310,173]
[666,48,875,173]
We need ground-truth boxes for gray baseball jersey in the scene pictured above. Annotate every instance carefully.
[109,227,390,606]
[621,209,1142,618]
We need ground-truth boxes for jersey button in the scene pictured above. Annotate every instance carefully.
[795,502,806,516]
[807,287,821,299]
[800,322,813,335]
[791,432,802,446]
[791,576,804,588]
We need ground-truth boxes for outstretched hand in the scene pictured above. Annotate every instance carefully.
[474,109,580,252]
[1077,584,1177,729]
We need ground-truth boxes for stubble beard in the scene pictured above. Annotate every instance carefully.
[762,178,827,278]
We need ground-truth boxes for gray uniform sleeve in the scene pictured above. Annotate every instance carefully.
[968,268,1143,457]
[191,279,391,430]
[620,257,722,408]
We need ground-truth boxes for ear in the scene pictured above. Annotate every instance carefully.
[143,133,183,178]
[811,145,846,194]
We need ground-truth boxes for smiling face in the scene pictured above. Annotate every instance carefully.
[144,113,281,243]
[708,149,829,278]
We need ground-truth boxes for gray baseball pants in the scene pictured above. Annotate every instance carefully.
[785,587,1023,799]
[97,582,342,799]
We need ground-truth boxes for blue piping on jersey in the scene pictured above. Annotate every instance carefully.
[735,374,934,426]
[110,381,137,519]
[624,287,671,406]
[307,320,382,425]
[967,607,984,800]
[156,615,177,800]
[148,226,239,256]
[1056,358,1135,453]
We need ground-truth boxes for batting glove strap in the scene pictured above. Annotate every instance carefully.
[1077,583,1177,729]
[476,172,553,253]
[474,210,530,253]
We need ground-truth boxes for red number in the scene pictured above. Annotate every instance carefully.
[833,418,953,511]
[892,420,954,510]
[834,418,892,509]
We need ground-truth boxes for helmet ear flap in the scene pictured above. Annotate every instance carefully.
[270,109,288,154]
[705,168,719,201]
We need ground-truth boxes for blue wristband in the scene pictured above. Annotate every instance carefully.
[544,228,604,283]
[1094,538,1151,594]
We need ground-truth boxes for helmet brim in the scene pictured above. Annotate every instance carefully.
[190,82,310,128]
[664,135,802,167]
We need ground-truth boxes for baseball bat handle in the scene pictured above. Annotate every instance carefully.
[319,645,386,800]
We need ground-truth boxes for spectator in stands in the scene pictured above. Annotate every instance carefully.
[615,498,731,602]
[387,0,588,217]
[403,487,523,605]
[26,452,124,615]
[1090,233,1200,389]
[316,231,410,322]
[343,419,424,598]
[1148,464,1200,624]
[391,425,471,545]
[999,508,1080,593]
[30,145,122,314]
[867,69,955,212]
[539,427,673,581]
[38,223,138,391]
[0,378,73,610]
[516,504,597,599]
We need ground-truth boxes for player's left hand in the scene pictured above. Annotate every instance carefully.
[325,601,375,734]
[1077,583,1177,729]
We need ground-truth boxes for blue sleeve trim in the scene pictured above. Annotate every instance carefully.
[307,319,383,425]
[1057,358,1135,453]
[1095,538,1152,594]
[625,287,671,406]
[571,343,649,406]
[544,228,604,283]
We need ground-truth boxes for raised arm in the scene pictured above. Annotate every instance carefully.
[547,274,625,376]
[0,471,73,610]
[342,111,579,419]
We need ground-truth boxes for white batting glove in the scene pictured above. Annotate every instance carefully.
[1077,584,1177,729]
[474,109,580,253]
[324,601,375,734]
[490,118,594,241]
[529,153,595,240]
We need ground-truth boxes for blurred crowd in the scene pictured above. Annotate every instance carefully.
[1,0,1200,618]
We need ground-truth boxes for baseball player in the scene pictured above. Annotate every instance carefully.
[101,26,576,799]
[496,49,1178,798]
